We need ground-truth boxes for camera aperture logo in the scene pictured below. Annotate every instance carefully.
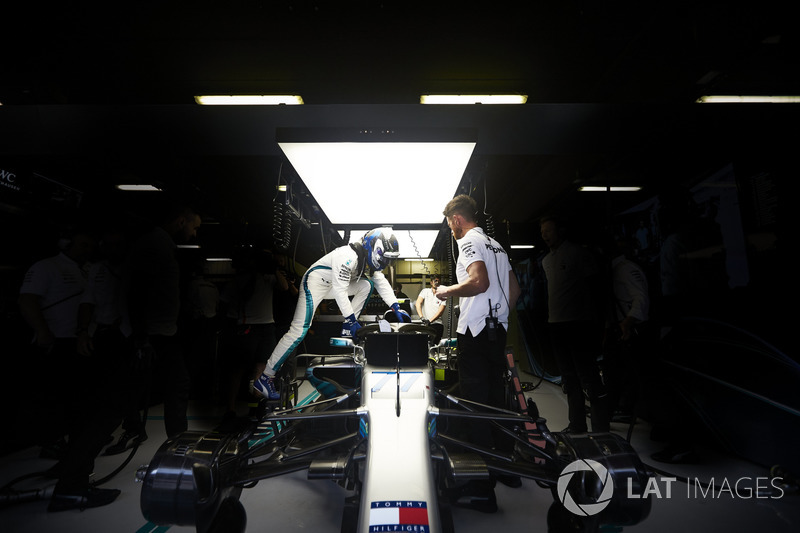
[557,459,614,516]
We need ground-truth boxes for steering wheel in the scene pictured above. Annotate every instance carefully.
[354,322,439,341]
[395,323,439,337]
[354,323,383,339]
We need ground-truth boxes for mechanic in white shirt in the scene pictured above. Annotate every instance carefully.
[18,228,125,511]
[415,275,446,342]
[436,195,521,451]
[602,238,650,422]
[19,232,94,347]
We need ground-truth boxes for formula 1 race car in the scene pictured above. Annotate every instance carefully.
[137,323,653,533]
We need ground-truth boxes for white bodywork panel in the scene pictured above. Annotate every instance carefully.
[357,365,440,533]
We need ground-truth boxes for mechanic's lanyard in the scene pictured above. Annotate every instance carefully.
[40,290,83,311]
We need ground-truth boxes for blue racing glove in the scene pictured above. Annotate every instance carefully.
[391,303,411,323]
[341,314,362,337]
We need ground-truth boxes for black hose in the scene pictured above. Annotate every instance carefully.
[91,404,150,487]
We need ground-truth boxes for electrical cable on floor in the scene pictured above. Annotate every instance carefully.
[0,374,153,507]
[92,406,150,488]
[0,423,143,507]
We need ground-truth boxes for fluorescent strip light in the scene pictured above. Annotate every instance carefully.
[116,184,162,191]
[177,245,201,249]
[343,229,440,259]
[579,186,642,192]
[206,257,233,262]
[695,95,800,104]
[420,94,527,105]
[510,244,535,249]
[404,258,434,262]
[194,95,304,105]
[279,140,474,225]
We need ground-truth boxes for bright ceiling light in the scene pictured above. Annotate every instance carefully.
[579,186,642,192]
[278,128,476,226]
[341,228,441,259]
[509,244,535,249]
[116,184,162,191]
[695,95,800,104]
[194,95,304,105]
[420,94,527,105]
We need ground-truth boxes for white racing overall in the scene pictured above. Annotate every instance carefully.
[265,244,396,375]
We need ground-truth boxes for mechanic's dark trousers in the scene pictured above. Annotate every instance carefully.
[54,328,125,492]
[54,395,122,492]
[120,334,190,438]
[549,321,609,433]
[429,322,444,345]
[47,339,93,441]
[151,334,190,437]
[220,321,277,405]
[456,326,511,451]
[601,323,650,419]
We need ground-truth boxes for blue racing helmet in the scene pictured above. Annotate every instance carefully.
[361,228,400,270]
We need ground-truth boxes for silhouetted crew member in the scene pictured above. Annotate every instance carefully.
[540,216,609,433]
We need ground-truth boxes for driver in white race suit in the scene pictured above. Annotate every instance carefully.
[253,228,410,399]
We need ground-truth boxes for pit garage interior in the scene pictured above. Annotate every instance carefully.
[0,2,798,533]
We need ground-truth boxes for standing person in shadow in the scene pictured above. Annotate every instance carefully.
[18,226,96,456]
[19,223,125,511]
[599,235,651,425]
[114,201,202,451]
[218,246,288,419]
[540,215,609,434]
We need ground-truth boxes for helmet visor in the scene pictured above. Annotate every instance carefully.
[376,249,399,269]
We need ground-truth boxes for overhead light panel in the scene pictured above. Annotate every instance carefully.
[116,184,162,191]
[579,186,642,192]
[195,95,304,105]
[278,128,476,225]
[695,95,800,104]
[420,94,527,105]
[510,244,535,249]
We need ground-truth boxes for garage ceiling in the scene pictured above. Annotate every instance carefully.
[1,1,796,258]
